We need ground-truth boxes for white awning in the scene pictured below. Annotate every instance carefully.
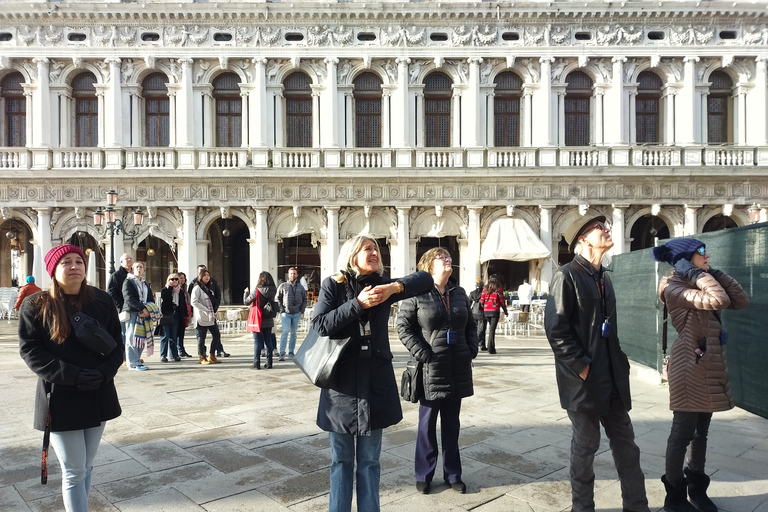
[480,218,551,263]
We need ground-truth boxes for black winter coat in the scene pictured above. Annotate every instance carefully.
[122,277,154,313]
[544,254,632,416]
[397,281,478,401]
[160,286,183,315]
[107,266,128,311]
[313,270,433,436]
[18,287,123,432]
[243,285,277,330]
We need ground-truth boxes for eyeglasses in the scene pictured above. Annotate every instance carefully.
[696,247,707,256]
[435,255,452,263]
[169,278,179,281]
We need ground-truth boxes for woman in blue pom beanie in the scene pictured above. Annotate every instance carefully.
[652,238,749,512]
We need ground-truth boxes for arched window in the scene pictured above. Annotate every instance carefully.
[564,71,592,147]
[353,72,382,148]
[142,73,169,147]
[636,71,663,144]
[708,70,733,144]
[424,73,452,147]
[494,71,523,147]
[285,72,312,148]
[213,73,242,147]
[1,72,25,147]
[73,72,98,147]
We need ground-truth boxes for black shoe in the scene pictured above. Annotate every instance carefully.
[416,481,430,494]
[221,351,230,357]
[266,357,273,369]
[480,346,488,351]
[161,357,169,362]
[251,361,261,370]
[488,349,497,354]
[180,351,193,358]
[173,357,182,362]
[447,480,466,494]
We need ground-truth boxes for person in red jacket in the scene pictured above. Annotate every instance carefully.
[479,276,507,354]
[15,275,42,310]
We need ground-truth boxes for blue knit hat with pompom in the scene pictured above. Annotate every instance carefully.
[651,238,705,266]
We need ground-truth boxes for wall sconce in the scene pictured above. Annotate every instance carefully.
[748,203,761,224]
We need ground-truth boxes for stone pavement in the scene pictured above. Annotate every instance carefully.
[1,319,767,512]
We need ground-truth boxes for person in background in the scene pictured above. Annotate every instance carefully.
[189,264,228,357]
[397,247,478,495]
[653,238,749,512]
[517,279,534,313]
[175,272,192,358]
[479,276,507,354]
[159,273,182,363]
[122,261,153,371]
[312,235,433,512]
[244,271,277,369]
[545,215,650,512]
[19,244,123,512]
[276,266,307,361]
[468,278,486,351]
[15,275,42,311]
[107,253,133,338]
[191,269,222,365]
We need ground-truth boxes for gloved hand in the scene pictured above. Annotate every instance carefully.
[75,370,105,391]
[674,258,704,281]
[708,267,724,279]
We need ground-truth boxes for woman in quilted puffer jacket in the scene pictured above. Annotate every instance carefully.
[653,238,749,512]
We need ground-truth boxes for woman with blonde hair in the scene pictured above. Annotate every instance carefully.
[312,235,433,512]
[19,244,123,512]
[159,273,183,362]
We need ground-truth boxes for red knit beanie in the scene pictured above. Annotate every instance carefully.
[44,244,87,278]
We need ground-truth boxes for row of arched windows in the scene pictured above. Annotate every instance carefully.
[0,68,736,148]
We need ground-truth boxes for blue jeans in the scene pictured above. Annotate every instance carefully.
[280,312,301,357]
[160,313,179,358]
[124,312,144,367]
[328,430,382,512]
[49,422,106,512]
[253,327,275,361]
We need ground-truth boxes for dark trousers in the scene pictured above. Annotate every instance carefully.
[176,316,188,354]
[483,313,500,352]
[253,327,275,362]
[415,398,462,484]
[196,323,222,356]
[566,392,648,512]
[474,315,486,348]
[665,411,712,485]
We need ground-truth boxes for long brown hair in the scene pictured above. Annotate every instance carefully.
[33,279,90,344]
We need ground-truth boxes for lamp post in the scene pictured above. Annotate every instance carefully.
[748,203,761,225]
[93,188,145,275]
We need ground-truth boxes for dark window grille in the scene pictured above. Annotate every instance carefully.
[354,72,382,148]
[494,71,523,147]
[424,73,451,147]
[1,72,25,146]
[73,72,98,147]
[142,72,169,147]
[564,71,592,146]
[708,70,732,144]
[213,72,242,147]
[285,72,312,148]
[636,71,663,144]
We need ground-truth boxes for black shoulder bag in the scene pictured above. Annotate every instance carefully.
[66,304,118,358]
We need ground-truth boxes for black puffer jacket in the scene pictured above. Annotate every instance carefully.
[19,287,123,432]
[243,285,277,330]
[397,281,478,401]
[313,270,433,436]
[544,254,632,416]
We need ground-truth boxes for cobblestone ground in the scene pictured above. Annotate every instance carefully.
[1,319,767,512]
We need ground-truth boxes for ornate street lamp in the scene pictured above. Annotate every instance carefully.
[93,188,145,274]
[748,203,761,225]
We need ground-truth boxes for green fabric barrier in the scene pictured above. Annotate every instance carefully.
[610,223,768,419]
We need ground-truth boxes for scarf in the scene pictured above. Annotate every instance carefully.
[131,302,162,356]
[171,286,180,306]
[126,273,148,302]
[343,271,384,325]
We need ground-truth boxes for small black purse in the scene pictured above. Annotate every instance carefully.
[400,359,423,403]
[69,310,117,358]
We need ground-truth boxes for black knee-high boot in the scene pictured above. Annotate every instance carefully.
[684,468,717,512]
[662,475,698,512]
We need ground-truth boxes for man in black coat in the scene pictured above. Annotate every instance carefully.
[468,278,486,350]
[544,216,650,512]
[107,253,133,337]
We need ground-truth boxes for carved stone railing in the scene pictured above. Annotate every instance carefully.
[416,148,464,168]
[273,149,321,168]
[488,148,533,167]
[198,149,247,168]
[704,147,755,166]
[343,149,392,168]
[54,149,103,169]
[0,148,30,169]
[125,148,176,169]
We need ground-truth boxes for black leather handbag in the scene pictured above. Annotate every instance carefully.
[400,359,423,403]
[293,329,351,388]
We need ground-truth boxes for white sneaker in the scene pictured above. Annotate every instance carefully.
[130,364,149,371]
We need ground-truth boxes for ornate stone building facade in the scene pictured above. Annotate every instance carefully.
[1,0,767,301]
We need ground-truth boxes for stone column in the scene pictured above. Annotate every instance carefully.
[104,58,122,147]
[627,88,638,144]
[251,58,268,148]
[678,57,700,145]
[534,57,554,146]
[734,84,751,146]
[393,207,411,278]
[750,57,768,146]
[166,86,178,147]
[523,88,535,146]
[662,84,681,145]
[177,58,195,147]
[463,58,482,148]
[683,204,700,236]
[381,89,392,148]
[240,86,250,148]
[32,58,51,147]
[557,89,566,146]
[179,207,197,277]
[95,86,106,147]
[253,207,269,280]
[392,58,411,148]
[465,206,482,291]
[323,207,340,280]
[451,87,462,147]
[311,88,321,148]
[605,56,626,145]
[323,57,340,148]
[487,91,496,146]
[539,206,555,292]
[273,89,285,147]
[416,92,425,147]
[611,205,628,255]
[23,88,34,148]
[35,208,52,288]
[594,88,605,145]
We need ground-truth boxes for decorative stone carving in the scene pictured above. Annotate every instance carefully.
[118,27,137,46]
[92,26,115,46]
[120,59,134,83]
[18,26,36,46]
[49,59,65,83]
[551,59,567,81]
[39,26,63,46]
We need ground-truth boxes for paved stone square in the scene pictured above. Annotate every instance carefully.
[2,320,767,512]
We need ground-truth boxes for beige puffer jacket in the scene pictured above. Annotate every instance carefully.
[659,271,749,412]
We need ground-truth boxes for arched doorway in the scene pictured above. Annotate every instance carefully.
[416,236,460,284]
[702,215,737,233]
[68,231,107,290]
[207,217,249,305]
[1,219,33,287]
[278,233,321,285]
[137,235,176,294]
[630,215,670,251]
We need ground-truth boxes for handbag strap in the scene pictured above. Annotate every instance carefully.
[662,304,668,356]
[41,382,52,484]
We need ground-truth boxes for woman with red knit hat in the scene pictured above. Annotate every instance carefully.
[18,244,123,512]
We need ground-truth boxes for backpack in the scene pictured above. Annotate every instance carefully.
[260,293,279,319]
